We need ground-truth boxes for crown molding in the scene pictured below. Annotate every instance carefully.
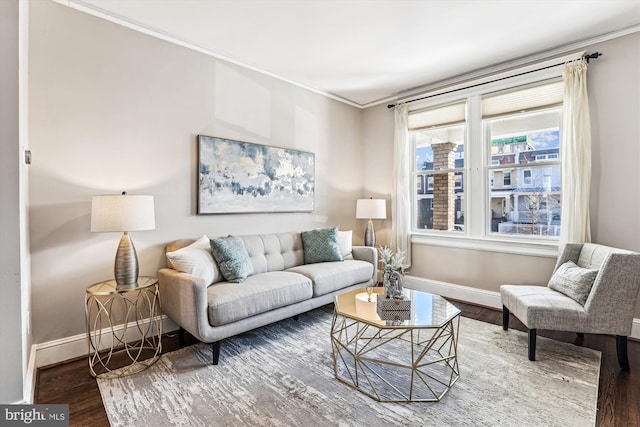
[363,24,640,109]
[52,1,638,110]
[52,0,363,108]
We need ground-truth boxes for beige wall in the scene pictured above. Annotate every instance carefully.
[0,0,27,403]
[28,1,364,343]
[363,32,640,316]
[26,0,640,346]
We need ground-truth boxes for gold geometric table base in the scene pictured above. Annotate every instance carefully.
[331,311,460,402]
[85,277,162,379]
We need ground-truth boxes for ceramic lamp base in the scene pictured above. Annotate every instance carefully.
[364,219,376,247]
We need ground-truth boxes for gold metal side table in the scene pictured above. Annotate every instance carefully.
[85,276,162,378]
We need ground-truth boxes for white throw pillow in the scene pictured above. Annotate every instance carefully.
[337,230,353,259]
[166,235,218,285]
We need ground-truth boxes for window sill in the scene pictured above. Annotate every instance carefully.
[411,233,558,258]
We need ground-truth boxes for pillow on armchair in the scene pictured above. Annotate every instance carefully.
[548,260,598,305]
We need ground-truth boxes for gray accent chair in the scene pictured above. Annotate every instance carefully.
[501,243,640,371]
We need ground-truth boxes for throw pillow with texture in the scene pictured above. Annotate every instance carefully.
[548,260,598,305]
[210,235,254,283]
[301,226,343,264]
[166,235,218,285]
[337,230,353,259]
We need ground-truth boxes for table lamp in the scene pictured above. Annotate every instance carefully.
[355,198,386,247]
[91,192,156,289]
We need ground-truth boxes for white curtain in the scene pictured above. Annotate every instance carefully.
[392,104,411,265]
[560,59,592,246]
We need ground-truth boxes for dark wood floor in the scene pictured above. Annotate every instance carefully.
[35,300,639,427]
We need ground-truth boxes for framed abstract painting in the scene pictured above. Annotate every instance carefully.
[197,135,315,214]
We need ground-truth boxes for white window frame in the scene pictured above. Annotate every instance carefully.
[407,55,579,258]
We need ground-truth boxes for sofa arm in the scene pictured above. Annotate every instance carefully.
[352,246,378,283]
[157,267,211,342]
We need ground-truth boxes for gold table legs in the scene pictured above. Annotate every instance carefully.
[85,282,162,378]
[331,312,460,402]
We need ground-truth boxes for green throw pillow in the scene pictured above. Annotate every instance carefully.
[301,226,343,264]
[210,235,254,283]
[548,260,598,305]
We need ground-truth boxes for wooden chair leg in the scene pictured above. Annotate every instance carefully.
[212,341,221,365]
[178,327,186,346]
[528,329,537,361]
[502,306,510,331]
[616,335,630,372]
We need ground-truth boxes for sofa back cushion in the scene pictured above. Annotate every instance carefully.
[166,231,329,282]
[238,232,305,274]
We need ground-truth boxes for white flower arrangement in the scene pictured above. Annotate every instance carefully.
[378,246,407,277]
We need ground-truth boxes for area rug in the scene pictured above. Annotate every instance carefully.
[97,305,600,427]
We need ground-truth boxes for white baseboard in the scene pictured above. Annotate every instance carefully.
[24,315,179,404]
[33,315,178,369]
[404,275,640,341]
[23,343,37,404]
[405,275,503,309]
[25,279,640,399]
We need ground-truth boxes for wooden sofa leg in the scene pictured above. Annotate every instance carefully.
[179,327,186,346]
[576,332,585,339]
[528,329,537,361]
[212,341,221,365]
[616,335,630,372]
[502,306,510,331]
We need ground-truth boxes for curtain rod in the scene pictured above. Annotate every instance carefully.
[387,52,602,109]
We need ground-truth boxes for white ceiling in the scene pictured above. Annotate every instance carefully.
[63,0,640,108]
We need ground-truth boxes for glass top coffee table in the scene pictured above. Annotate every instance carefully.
[331,287,461,402]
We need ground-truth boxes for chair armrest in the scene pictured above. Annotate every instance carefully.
[584,253,640,334]
[352,246,378,282]
[157,267,210,342]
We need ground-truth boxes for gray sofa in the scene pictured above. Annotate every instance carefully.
[157,231,377,364]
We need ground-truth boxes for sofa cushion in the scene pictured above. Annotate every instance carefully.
[301,226,342,264]
[207,271,313,326]
[288,260,373,297]
[548,260,598,305]
[210,235,254,283]
[166,235,220,285]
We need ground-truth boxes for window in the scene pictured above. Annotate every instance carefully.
[410,78,563,243]
[485,107,562,237]
[503,171,511,187]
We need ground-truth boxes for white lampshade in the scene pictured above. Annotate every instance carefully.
[355,198,387,220]
[91,194,155,232]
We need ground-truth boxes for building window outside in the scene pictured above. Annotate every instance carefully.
[409,78,563,241]
[503,171,512,187]
[412,120,465,232]
[486,108,562,237]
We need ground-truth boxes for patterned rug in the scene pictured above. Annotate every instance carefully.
[98,305,600,427]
